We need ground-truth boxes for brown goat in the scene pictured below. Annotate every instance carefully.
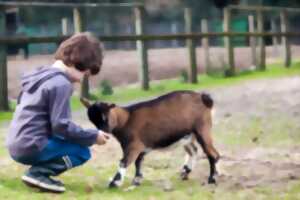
[81,90,220,188]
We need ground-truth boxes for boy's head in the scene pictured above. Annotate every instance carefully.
[55,32,103,76]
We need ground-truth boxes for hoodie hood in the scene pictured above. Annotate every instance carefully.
[21,66,70,94]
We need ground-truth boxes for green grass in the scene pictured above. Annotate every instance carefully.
[0,111,13,122]
[1,62,300,122]
[0,160,300,200]
[215,114,300,148]
[0,102,16,122]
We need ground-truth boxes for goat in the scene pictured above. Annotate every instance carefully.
[81,90,220,188]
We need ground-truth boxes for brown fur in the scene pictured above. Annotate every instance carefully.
[83,91,220,186]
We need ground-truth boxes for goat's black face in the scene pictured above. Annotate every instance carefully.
[87,102,115,132]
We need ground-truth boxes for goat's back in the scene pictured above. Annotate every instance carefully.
[124,91,212,148]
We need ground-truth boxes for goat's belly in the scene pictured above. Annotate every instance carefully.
[150,131,191,149]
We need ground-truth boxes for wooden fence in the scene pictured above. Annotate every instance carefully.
[1,3,300,111]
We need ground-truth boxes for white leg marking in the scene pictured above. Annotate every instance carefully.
[114,167,127,187]
[184,153,195,170]
[183,143,197,170]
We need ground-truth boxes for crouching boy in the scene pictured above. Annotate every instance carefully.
[6,32,109,193]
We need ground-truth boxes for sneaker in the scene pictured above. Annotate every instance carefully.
[51,178,65,187]
[22,171,65,193]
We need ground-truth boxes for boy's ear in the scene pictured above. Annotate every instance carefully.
[80,97,92,108]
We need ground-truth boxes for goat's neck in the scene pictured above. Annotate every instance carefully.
[109,107,129,131]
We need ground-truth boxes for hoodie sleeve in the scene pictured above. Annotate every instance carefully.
[48,81,98,146]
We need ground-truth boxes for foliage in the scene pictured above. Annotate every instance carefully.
[179,69,189,83]
[100,80,114,96]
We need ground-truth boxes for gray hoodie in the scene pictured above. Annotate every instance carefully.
[6,67,98,158]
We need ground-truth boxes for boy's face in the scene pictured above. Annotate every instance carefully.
[68,67,91,83]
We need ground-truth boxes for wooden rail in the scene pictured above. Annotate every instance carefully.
[228,5,300,12]
[0,4,299,111]
[0,1,143,8]
[0,32,300,44]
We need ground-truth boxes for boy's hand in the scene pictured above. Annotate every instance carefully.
[96,131,110,145]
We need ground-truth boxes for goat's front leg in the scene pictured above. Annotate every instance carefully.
[109,144,143,188]
[132,152,147,186]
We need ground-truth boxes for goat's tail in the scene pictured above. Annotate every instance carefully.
[201,93,214,109]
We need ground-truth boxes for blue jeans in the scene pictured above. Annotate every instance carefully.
[13,136,91,169]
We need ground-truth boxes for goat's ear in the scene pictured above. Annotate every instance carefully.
[80,97,92,108]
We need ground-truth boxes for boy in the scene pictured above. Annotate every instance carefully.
[6,32,110,193]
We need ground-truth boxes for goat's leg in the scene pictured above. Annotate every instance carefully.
[132,152,147,186]
[180,138,198,180]
[195,125,220,184]
[109,144,143,188]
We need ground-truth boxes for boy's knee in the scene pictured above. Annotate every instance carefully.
[68,146,91,168]
[79,147,91,163]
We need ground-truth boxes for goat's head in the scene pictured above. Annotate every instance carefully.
[80,97,115,132]
[80,98,128,133]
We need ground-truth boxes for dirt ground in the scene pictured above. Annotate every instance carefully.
[208,76,300,191]
[7,45,300,98]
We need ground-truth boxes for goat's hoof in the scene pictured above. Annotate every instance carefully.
[180,165,191,181]
[132,176,143,186]
[214,170,219,176]
[208,177,216,184]
[180,172,189,181]
[108,181,119,188]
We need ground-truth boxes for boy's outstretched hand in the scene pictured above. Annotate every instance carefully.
[96,131,110,145]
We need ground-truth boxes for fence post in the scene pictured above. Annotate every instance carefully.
[184,7,198,83]
[171,22,179,47]
[134,6,149,90]
[201,18,210,74]
[256,10,266,71]
[0,7,9,111]
[73,8,90,98]
[271,18,279,56]
[248,15,257,68]
[280,10,291,67]
[62,17,68,35]
[73,8,82,33]
[223,7,235,76]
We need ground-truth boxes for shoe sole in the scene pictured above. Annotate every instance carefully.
[22,175,65,193]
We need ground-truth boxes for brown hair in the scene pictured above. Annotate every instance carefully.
[54,32,103,75]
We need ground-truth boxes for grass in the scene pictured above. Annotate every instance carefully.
[0,157,300,200]
[0,111,13,122]
[1,61,300,122]
[0,102,16,122]
[214,115,300,148]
